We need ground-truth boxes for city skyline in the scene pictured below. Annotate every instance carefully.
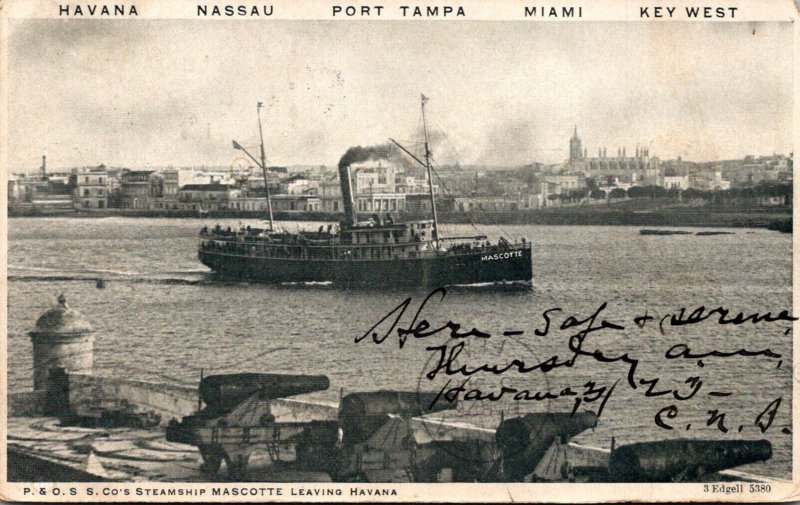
[8,20,793,170]
[9,148,794,175]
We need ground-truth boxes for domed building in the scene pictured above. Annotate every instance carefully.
[29,294,94,390]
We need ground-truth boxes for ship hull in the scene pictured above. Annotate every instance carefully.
[199,247,532,287]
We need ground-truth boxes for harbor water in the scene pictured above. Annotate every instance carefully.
[7,217,793,479]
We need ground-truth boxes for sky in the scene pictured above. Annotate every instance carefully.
[7,20,793,171]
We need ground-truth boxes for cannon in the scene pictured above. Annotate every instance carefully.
[608,439,772,482]
[338,390,455,446]
[166,373,331,479]
[495,411,598,481]
[336,390,462,481]
[198,373,329,416]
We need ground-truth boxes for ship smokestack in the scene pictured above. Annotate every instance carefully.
[337,144,391,227]
[339,164,357,227]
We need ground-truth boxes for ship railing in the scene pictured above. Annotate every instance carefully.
[202,234,530,249]
[200,236,530,261]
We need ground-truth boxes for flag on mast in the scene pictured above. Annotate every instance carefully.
[421,93,429,105]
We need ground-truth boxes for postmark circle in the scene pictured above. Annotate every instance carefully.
[230,156,252,174]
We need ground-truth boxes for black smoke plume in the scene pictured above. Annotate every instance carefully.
[338,144,392,169]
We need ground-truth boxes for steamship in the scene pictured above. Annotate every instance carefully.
[198,97,532,287]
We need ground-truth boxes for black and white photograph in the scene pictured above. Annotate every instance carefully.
[2,1,797,501]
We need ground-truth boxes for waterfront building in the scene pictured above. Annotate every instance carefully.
[74,166,109,209]
[227,195,269,212]
[177,183,237,211]
[405,193,455,214]
[353,163,399,195]
[356,192,406,213]
[396,174,430,194]
[271,194,321,212]
[454,195,522,212]
[147,169,182,210]
[244,172,282,192]
[8,173,22,203]
[119,170,158,209]
[319,177,342,212]
[162,170,180,199]
[227,193,321,212]
[10,161,50,202]
[8,157,76,213]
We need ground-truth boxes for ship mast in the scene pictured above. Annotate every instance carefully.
[420,94,439,247]
[256,102,275,231]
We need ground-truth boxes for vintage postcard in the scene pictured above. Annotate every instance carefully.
[1,0,797,502]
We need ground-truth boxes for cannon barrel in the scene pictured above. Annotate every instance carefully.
[609,439,772,482]
[340,391,457,419]
[495,411,598,481]
[339,391,456,446]
[199,373,329,414]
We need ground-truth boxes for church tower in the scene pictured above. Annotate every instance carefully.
[569,126,583,162]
